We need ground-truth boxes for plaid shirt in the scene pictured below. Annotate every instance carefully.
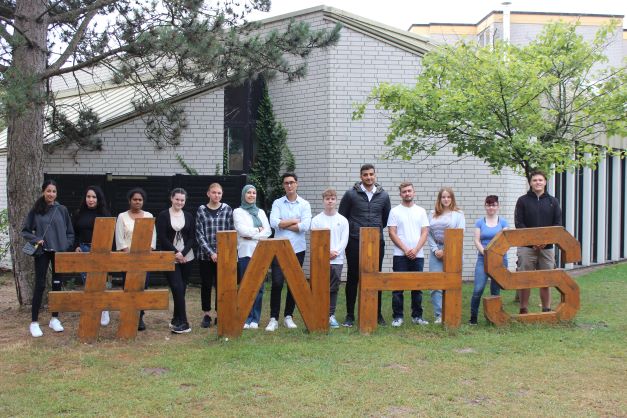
[196,203,234,260]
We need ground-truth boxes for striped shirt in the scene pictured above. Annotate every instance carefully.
[196,203,234,260]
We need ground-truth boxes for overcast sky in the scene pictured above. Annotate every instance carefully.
[248,0,627,30]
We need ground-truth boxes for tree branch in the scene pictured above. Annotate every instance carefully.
[47,10,97,73]
[42,44,129,78]
[48,0,118,24]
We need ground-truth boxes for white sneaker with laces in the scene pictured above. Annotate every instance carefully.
[412,317,429,325]
[284,315,297,329]
[101,311,110,326]
[30,322,43,338]
[391,318,404,327]
[434,316,442,324]
[249,322,259,329]
[49,317,64,332]
[265,318,279,332]
[243,323,250,329]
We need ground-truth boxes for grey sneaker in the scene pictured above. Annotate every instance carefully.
[265,318,279,332]
[412,317,429,325]
[284,315,297,329]
[391,318,404,327]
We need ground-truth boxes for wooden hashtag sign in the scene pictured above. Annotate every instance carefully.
[49,218,173,342]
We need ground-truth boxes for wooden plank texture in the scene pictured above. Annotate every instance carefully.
[48,217,173,342]
[483,226,581,325]
[358,228,463,333]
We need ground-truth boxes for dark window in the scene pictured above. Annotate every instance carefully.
[223,77,264,173]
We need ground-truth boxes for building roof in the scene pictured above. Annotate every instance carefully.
[0,6,432,151]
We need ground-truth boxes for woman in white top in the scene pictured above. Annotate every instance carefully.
[427,187,465,324]
[115,187,156,331]
[233,185,271,329]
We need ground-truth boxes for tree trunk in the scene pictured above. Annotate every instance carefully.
[7,0,48,305]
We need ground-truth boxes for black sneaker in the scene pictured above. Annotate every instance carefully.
[377,316,387,326]
[169,318,179,330]
[138,317,146,331]
[469,316,478,325]
[542,307,552,312]
[172,322,191,334]
[342,316,354,327]
[201,315,211,328]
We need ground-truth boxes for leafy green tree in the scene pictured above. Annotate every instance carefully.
[0,0,340,304]
[354,22,626,178]
[249,82,294,211]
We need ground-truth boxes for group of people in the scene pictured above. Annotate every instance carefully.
[21,164,561,338]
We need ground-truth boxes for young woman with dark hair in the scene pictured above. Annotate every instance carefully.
[73,185,112,326]
[156,188,196,334]
[21,179,74,337]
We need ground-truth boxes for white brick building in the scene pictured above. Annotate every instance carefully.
[5,6,622,274]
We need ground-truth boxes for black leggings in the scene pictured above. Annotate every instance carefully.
[166,263,191,324]
[32,251,62,322]
[199,259,218,312]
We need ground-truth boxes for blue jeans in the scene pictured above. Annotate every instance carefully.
[238,257,264,324]
[429,250,443,318]
[392,256,424,319]
[470,255,505,318]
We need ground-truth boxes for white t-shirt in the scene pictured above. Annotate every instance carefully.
[387,204,429,257]
[311,212,349,265]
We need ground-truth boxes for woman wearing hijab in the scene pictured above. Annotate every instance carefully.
[233,185,271,329]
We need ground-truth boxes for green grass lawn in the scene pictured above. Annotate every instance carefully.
[1,264,625,417]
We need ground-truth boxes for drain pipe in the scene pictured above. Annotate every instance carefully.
[502,1,512,42]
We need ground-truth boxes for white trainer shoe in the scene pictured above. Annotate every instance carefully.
[265,318,279,332]
[243,322,250,329]
[30,322,43,337]
[391,318,404,327]
[412,317,429,325]
[284,315,297,329]
[434,316,442,324]
[101,311,110,326]
[249,322,259,329]
[49,317,64,332]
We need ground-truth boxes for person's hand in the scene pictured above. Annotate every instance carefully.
[330,250,339,260]
[121,247,130,253]
[211,253,218,263]
[175,252,186,263]
[36,240,44,246]
[405,247,418,260]
[435,249,444,259]
[75,246,82,252]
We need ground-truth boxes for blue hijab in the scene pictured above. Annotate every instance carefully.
[240,185,262,228]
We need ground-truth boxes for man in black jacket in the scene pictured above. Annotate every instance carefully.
[338,164,391,327]
[514,170,562,314]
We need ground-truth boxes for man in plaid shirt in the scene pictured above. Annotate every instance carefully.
[196,183,234,328]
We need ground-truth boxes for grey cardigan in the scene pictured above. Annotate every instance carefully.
[21,202,75,252]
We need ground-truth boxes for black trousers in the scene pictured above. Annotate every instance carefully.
[199,259,218,312]
[270,251,305,319]
[166,263,191,324]
[32,251,62,322]
[345,238,384,319]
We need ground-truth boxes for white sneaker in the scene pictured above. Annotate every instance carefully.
[49,317,64,332]
[243,323,250,329]
[265,318,279,332]
[434,316,442,324]
[412,317,429,325]
[30,322,43,338]
[391,318,404,327]
[101,311,110,326]
[284,315,297,329]
[249,322,259,329]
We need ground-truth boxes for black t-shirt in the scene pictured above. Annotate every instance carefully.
[207,204,222,218]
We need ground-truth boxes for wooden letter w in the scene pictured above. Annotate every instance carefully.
[217,229,330,338]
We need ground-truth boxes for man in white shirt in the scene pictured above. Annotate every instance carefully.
[387,182,430,327]
[311,188,349,328]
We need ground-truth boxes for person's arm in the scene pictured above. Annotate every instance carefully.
[21,209,39,244]
[195,207,211,256]
[259,211,272,238]
[148,214,157,250]
[115,213,128,251]
[553,198,563,226]
[388,226,407,253]
[226,205,234,231]
[514,197,526,229]
[234,209,261,239]
[427,211,438,253]
[338,190,351,219]
[297,200,312,233]
[269,199,281,230]
[381,194,391,228]
[456,211,466,230]
[473,227,483,254]
[181,212,197,256]
[336,217,349,254]
[414,226,429,254]
[63,207,75,251]
[156,211,177,252]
